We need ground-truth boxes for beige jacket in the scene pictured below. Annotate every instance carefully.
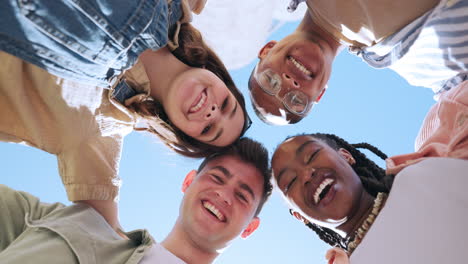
[0,51,135,201]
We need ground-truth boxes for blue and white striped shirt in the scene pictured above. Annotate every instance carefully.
[355,0,468,97]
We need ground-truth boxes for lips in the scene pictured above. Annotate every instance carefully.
[287,55,316,79]
[202,200,226,222]
[189,89,207,114]
[305,170,336,207]
[313,178,334,205]
[289,56,312,76]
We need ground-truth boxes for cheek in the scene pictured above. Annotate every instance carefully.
[168,116,200,138]
[286,191,305,212]
[180,122,202,138]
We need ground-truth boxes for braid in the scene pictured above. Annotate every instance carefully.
[289,133,395,250]
[307,222,349,250]
[352,143,387,160]
[289,209,347,249]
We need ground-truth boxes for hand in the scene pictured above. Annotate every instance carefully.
[325,247,350,264]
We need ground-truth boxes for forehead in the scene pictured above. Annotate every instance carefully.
[201,155,264,193]
[272,136,324,164]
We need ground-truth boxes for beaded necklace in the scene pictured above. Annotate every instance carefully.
[347,192,387,254]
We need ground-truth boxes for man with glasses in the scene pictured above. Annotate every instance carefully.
[249,0,468,125]
[248,36,335,125]
[248,17,341,125]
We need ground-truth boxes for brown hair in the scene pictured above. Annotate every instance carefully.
[197,137,273,216]
[127,23,251,158]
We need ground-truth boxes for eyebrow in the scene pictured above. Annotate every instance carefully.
[277,140,318,185]
[229,101,238,119]
[240,183,256,200]
[212,166,232,178]
[296,140,317,156]
[212,166,255,200]
[276,168,287,187]
[207,129,223,143]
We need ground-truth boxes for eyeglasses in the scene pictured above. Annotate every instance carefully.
[252,62,314,116]
[241,113,252,136]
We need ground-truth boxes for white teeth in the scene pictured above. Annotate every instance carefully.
[203,201,225,222]
[289,56,312,75]
[190,92,207,113]
[313,178,334,205]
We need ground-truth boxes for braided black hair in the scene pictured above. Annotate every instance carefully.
[288,133,395,250]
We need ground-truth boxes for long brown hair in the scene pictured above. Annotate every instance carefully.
[127,23,250,158]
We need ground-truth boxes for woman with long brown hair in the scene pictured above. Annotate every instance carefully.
[0,0,250,231]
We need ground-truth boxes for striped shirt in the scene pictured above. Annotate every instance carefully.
[355,0,468,97]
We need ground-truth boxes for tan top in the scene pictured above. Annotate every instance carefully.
[306,0,439,47]
[0,51,137,201]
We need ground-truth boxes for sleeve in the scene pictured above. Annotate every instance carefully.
[57,134,124,202]
[386,81,468,175]
[0,184,65,252]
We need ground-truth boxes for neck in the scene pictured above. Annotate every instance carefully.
[138,47,191,102]
[298,11,344,57]
[161,220,219,264]
[336,190,375,238]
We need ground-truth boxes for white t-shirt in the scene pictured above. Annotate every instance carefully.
[139,243,186,264]
[350,157,468,264]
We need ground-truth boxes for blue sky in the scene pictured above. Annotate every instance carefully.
[1,21,435,263]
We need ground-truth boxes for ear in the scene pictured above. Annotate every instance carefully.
[338,148,355,165]
[258,41,277,59]
[241,217,260,239]
[181,170,197,193]
[315,85,328,103]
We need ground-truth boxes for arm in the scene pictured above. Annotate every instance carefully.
[58,135,124,202]
[0,184,65,252]
[78,199,128,239]
[58,136,129,238]
[386,81,468,175]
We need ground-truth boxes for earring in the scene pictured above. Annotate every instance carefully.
[290,210,310,224]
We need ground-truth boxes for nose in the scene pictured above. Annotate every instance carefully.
[215,189,232,206]
[282,73,300,88]
[299,166,316,184]
[205,104,219,120]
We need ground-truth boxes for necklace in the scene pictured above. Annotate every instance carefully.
[347,192,387,254]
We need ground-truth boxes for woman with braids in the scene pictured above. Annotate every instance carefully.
[0,0,250,233]
[271,131,468,264]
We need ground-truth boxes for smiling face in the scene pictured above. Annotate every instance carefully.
[271,135,365,226]
[179,155,264,251]
[164,68,246,147]
[250,33,335,124]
